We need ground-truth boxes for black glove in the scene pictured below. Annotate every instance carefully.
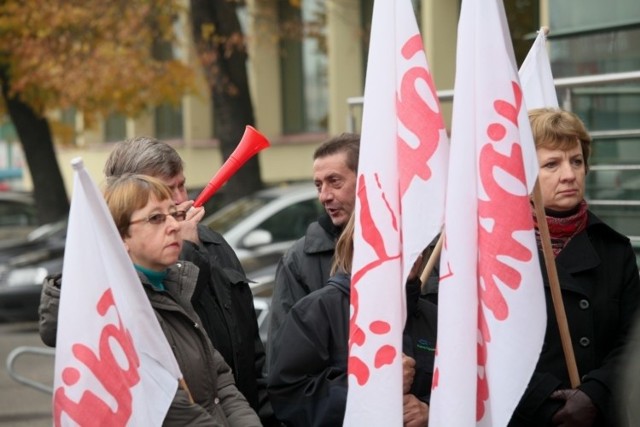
[550,388,597,427]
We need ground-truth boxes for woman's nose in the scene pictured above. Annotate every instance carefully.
[560,161,576,181]
[166,214,181,231]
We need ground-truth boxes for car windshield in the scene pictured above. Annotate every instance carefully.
[205,195,275,233]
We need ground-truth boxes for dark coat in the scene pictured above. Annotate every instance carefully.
[267,273,437,427]
[510,211,640,427]
[267,214,340,372]
[39,262,261,426]
[179,224,273,424]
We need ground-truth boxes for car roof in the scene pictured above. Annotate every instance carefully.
[0,191,33,204]
[252,181,316,198]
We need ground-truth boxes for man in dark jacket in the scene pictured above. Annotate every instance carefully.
[103,137,276,425]
[266,133,359,372]
[267,272,437,426]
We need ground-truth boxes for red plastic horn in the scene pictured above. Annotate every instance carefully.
[193,125,271,208]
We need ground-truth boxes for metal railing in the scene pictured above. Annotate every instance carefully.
[6,346,55,394]
[346,70,640,243]
[346,70,640,132]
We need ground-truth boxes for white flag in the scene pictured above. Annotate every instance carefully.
[53,158,181,426]
[519,29,559,109]
[344,0,449,424]
[429,1,546,426]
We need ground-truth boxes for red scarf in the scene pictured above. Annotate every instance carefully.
[532,200,588,257]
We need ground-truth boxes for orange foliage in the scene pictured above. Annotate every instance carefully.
[0,0,196,118]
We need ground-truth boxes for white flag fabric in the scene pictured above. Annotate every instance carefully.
[429,1,546,426]
[53,158,181,426]
[519,29,559,109]
[344,0,449,424]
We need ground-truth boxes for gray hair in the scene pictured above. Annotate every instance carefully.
[103,136,184,179]
[313,133,360,173]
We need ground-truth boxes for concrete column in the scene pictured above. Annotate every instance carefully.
[182,79,213,145]
[128,113,154,139]
[421,0,459,129]
[247,0,283,138]
[180,1,213,146]
[327,0,364,134]
[540,0,550,28]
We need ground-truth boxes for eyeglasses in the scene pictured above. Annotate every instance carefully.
[129,210,187,226]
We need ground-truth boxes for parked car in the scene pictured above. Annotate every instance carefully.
[632,239,640,269]
[202,181,323,282]
[0,182,322,322]
[0,219,66,322]
[0,191,38,243]
[253,296,271,346]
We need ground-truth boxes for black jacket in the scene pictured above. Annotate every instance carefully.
[267,272,437,426]
[180,224,274,424]
[267,214,341,372]
[510,212,640,427]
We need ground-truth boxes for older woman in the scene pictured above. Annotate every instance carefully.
[39,174,260,426]
[509,108,640,427]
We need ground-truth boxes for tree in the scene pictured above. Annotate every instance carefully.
[504,0,540,66]
[189,0,263,204]
[0,0,195,224]
[0,66,68,225]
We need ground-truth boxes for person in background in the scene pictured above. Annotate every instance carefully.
[267,214,437,426]
[40,174,260,425]
[43,137,275,424]
[509,108,640,427]
[619,309,640,425]
[267,133,360,371]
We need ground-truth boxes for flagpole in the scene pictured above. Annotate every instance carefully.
[179,378,195,404]
[532,181,581,387]
[420,232,444,290]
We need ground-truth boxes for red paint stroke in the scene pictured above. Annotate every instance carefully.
[370,320,391,335]
[349,355,370,386]
[475,81,533,421]
[396,34,446,198]
[54,289,141,427]
[374,345,397,368]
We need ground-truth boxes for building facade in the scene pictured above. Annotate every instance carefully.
[49,0,460,194]
[3,0,638,246]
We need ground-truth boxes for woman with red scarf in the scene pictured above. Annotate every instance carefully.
[508,108,640,427]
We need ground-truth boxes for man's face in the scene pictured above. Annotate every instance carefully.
[157,171,188,205]
[312,152,357,228]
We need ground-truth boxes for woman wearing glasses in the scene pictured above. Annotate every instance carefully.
[39,174,260,426]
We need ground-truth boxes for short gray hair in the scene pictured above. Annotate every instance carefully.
[313,133,360,173]
[104,136,184,179]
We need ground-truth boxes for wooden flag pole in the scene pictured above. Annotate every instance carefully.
[532,181,581,388]
[179,378,195,404]
[420,232,444,291]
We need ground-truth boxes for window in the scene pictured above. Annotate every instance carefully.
[548,1,640,240]
[255,198,323,243]
[153,31,184,139]
[279,0,328,133]
[155,104,183,140]
[104,113,126,143]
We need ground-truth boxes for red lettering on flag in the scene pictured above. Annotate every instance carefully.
[396,34,446,198]
[54,289,141,426]
[349,175,400,386]
[475,82,535,420]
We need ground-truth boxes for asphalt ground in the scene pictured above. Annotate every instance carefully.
[0,322,52,426]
